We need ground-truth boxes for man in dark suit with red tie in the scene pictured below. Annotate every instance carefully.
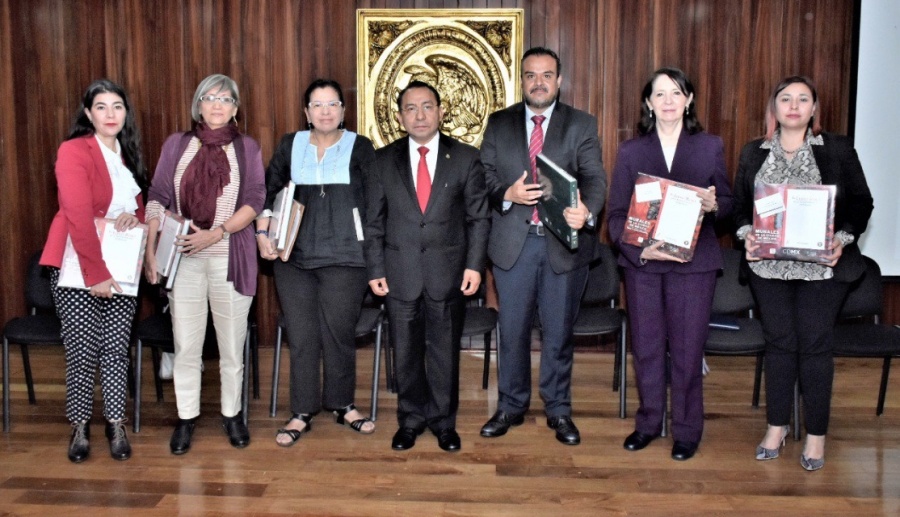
[479,47,606,445]
[365,81,489,452]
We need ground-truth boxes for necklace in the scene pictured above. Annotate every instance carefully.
[304,130,343,197]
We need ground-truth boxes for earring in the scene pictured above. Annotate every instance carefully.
[307,122,312,130]
[649,109,653,119]
[685,104,690,115]
[338,120,345,130]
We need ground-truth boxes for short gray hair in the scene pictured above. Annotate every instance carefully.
[191,74,241,122]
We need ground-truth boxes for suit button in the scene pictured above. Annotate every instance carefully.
[420,222,426,228]
[421,248,426,253]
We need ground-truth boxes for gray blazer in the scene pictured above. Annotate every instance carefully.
[482,101,607,274]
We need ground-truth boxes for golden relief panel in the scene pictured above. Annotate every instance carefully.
[357,9,523,149]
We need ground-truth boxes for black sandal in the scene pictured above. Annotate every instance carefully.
[275,413,311,447]
[333,404,375,434]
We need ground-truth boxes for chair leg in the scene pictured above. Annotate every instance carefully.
[3,338,10,432]
[134,340,143,433]
[21,344,35,405]
[151,348,164,402]
[752,353,764,408]
[242,327,250,427]
[877,357,891,416]
[619,321,628,419]
[269,326,282,418]
[481,329,491,390]
[371,318,383,422]
[127,343,135,399]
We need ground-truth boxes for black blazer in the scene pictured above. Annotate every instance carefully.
[364,133,490,302]
[733,132,874,282]
[482,101,607,274]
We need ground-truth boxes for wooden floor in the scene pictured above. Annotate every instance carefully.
[2,342,900,516]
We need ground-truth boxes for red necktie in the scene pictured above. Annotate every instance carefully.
[416,146,431,213]
[529,115,546,224]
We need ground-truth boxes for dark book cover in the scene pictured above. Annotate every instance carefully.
[536,153,579,249]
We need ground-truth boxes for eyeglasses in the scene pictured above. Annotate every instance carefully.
[199,95,237,105]
[308,101,343,110]
[399,104,437,115]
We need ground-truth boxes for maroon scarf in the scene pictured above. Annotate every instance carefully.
[180,122,241,229]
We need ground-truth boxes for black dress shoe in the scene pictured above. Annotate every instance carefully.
[672,441,699,461]
[391,427,421,451]
[222,413,250,448]
[435,428,461,452]
[170,418,196,455]
[547,415,581,445]
[105,419,131,461]
[480,410,525,437]
[623,431,659,451]
[67,421,90,463]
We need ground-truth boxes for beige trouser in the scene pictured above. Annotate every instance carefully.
[168,255,252,419]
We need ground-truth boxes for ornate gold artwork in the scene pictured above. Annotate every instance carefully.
[357,9,523,149]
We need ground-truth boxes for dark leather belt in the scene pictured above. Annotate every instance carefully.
[527,225,546,236]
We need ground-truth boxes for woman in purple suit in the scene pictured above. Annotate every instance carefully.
[607,68,733,461]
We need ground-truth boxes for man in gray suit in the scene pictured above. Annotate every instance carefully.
[365,81,489,452]
[479,47,606,445]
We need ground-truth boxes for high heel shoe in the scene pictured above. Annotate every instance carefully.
[333,404,375,434]
[755,425,790,461]
[800,454,825,471]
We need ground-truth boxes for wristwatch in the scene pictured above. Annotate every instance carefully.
[220,227,230,241]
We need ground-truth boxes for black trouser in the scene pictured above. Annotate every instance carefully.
[749,273,849,435]
[274,262,367,416]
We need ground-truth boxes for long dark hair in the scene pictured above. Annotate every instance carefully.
[764,75,822,141]
[637,67,703,136]
[67,79,147,190]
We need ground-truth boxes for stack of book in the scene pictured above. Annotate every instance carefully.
[155,211,192,289]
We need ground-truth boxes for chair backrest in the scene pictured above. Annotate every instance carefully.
[582,243,621,305]
[711,248,755,314]
[25,251,55,311]
[839,255,882,319]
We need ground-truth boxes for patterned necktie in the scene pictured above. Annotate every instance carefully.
[416,146,431,213]
[529,115,546,224]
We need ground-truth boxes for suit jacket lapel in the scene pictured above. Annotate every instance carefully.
[85,136,113,194]
[668,129,692,179]
[394,137,418,208]
[426,134,455,215]
[511,103,531,177]
[542,103,566,156]
[644,130,670,177]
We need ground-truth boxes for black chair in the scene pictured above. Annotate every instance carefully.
[132,301,254,432]
[832,256,900,416]
[703,248,767,408]
[3,252,62,432]
[269,292,386,420]
[571,243,628,418]
[462,285,498,390]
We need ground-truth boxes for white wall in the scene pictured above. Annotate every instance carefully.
[855,0,900,275]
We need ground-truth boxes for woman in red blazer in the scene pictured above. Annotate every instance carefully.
[40,79,147,463]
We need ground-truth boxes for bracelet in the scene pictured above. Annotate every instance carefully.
[255,229,269,237]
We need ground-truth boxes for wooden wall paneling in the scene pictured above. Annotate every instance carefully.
[4,0,890,335]
[0,0,22,319]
